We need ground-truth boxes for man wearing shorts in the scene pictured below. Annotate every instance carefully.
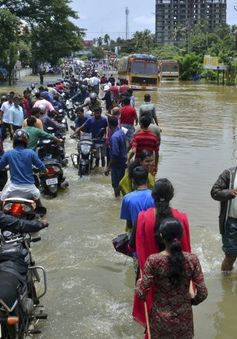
[211,166,237,271]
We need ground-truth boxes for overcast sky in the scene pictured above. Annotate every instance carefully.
[72,0,236,40]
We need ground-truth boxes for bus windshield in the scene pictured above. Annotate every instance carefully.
[162,64,179,72]
[131,61,157,75]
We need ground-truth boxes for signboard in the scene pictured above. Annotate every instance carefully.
[203,55,227,70]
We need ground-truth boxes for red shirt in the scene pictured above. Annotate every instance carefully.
[120,105,137,125]
[110,85,120,101]
[131,129,159,155]
[22,97,31,117]
[120,84,129,93]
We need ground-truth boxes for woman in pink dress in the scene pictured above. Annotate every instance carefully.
[136,217,208,339]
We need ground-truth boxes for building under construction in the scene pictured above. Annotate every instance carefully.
[155,0,226,46]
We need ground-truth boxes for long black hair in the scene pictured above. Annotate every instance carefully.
[159,217,185,287]
[152,178,174,250]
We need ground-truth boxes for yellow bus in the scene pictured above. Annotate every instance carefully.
[158,60,179,81]
[117,54,158,90]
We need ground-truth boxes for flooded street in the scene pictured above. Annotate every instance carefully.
[2,78,237,338]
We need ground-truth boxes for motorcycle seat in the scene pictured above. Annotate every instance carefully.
[0,271,21,311]
[43,159,61,166]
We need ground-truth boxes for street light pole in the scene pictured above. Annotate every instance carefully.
[125,7,129,40]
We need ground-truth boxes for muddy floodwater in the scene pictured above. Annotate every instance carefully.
[2,78,237,338]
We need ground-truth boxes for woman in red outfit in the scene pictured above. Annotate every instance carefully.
[132,178,192,334]
[135,218,208,339]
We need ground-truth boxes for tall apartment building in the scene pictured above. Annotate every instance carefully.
[155,0,226,45]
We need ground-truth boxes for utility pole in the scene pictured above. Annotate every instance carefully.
[125,7,129,40]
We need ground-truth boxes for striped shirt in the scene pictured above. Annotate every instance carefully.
[131,129,159,156]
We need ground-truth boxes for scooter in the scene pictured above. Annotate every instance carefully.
[39,159,68,198]
[2,197,46,220]
[0,221,48,338]
[36,139,69,197]
[37,136,68,167]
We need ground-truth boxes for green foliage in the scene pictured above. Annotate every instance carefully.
[119,39,136,54]
[179,53,203,80]
[18,41,31,66]
[201,69,217,81]
[103,34,110,46]
[91,47,104,60]
[133,30,155,53]
[225,57,237,85]
[0,9,20,84]
[0,9,19,60]
[152,45,181,60]
[0,0,84,68]
[97,37,103,47]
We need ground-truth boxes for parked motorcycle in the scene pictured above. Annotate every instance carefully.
[71,133,93,176]
[0,219,48,338]
[65,99,75,121]
[71,129,106,177]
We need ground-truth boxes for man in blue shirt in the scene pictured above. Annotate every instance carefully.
[120,166,154,231]
[74,107,88,129]
[78,107,107,139]
[0,129,46,208]
[105,116,127,197]
[73,107,108,167]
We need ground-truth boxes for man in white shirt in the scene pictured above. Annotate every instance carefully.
[0,92,14,140]
[8,95,24,132]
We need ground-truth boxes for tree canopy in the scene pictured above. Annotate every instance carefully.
[0,0,84,71]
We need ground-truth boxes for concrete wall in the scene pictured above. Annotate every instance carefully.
[15,68,32,80]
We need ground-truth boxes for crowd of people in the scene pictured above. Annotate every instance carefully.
[1,63,237,338]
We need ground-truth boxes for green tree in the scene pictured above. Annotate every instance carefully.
[1,0,84,70]
[133,30,155,53]
[97,37,103,47]
[103,34,110,46]
[18,40,31,66]
[153,45,181,60]
[0,9,19,84]
[179,53,203,80]
[91,47,104,59]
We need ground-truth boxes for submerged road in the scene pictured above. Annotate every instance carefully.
[1,77,237,338]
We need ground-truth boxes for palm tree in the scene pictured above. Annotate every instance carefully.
[133,30,154,53]
[104,34,110,46]
[97,36,103,47]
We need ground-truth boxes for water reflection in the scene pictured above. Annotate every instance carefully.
[214,274,237,339]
